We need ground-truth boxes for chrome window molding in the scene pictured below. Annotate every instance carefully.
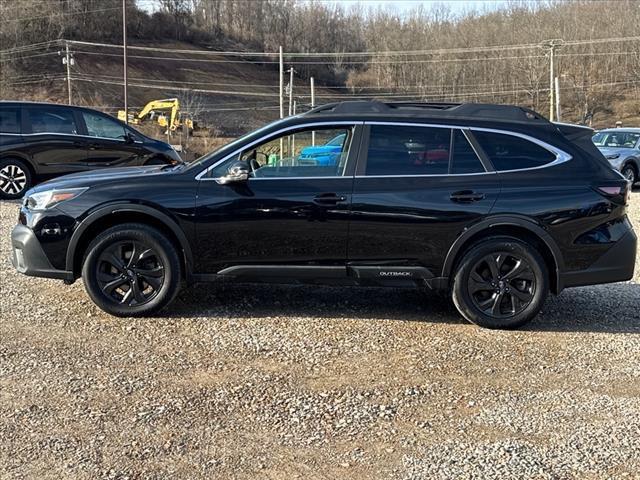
[195,119,573,182]
[196,121,359,181]
[364,121,572,175]
[0,132,134,142]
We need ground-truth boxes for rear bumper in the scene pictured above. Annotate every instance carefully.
[560,229,637,290]
[10,224,74,281]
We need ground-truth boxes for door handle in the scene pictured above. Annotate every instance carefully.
[313,193,347,205]
[450,190,485,202]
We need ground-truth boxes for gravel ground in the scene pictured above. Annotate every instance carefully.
[1,191,639,480]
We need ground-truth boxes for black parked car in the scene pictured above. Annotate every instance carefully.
[10,101,637,328]
[0,101,182,199]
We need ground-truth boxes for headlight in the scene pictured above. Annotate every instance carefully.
[26,187,88,211]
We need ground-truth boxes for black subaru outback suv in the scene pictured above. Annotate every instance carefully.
[10,101,637,328]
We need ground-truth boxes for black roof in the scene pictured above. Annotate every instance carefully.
[304,100,549,125]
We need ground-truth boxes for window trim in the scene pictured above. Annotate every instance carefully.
[196,121,361,181]
[468,126,572,173]
[356,121,571,178]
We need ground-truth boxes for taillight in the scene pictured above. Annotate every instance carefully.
[595,184,629,205]
[597,186,623,196]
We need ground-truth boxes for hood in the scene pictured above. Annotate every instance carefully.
[30,165,174,193]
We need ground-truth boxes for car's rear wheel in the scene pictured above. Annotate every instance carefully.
[0,158,32,199]
[82,223,181,317]
[452,236,549,329]
[621,164,637,185]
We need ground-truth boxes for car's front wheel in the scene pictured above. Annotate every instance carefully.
[452,236,549,329]
[82,223,182,317]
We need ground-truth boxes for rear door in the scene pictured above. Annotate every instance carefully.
[347,122,501,278]
[23,104,87,175]
[79,110,149,167]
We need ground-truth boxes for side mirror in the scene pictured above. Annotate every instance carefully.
[217,161,249,184]
[124,132,136,144]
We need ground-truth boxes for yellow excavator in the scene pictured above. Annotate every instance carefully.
[118,98,194,132]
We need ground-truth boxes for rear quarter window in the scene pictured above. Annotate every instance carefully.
[0,107,21,134]
[472,131,556,171]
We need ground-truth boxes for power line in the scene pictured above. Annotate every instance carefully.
[65,35,640,58]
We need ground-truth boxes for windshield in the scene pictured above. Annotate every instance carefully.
[185,118,290,172]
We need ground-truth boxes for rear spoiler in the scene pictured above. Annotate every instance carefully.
[553,122,609,166]
[553,121,594,140]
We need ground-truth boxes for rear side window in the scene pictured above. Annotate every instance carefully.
[472,131,556,171]
[366,125,451,176]
[27,107,78,135]
[451,130,485,174]
[0,107,21,134]
[82,111,126,139]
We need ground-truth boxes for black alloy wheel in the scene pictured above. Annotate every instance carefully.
[452,236,549,329]
[96,240,165,306]
[82,223,181,317]
[467,253,535,318]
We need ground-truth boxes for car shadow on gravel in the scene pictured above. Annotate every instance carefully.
[166,280,640,334]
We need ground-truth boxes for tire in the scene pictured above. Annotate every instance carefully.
[451,236,549,329]
[0,158,32,199]
[621,164,637,185]
[82,223,182,317]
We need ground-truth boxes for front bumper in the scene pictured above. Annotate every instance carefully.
[560,228,637,289]
[10,224,74,281]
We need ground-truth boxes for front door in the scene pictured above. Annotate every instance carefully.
[348,123,501,278]
[194,124,361,275]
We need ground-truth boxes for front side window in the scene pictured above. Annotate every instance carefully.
[212,127,353,178]
[82,111,126,139]
[366,125,451,176]
[0,107,21,134]
[472,131,556,171]
[27,107,77,135]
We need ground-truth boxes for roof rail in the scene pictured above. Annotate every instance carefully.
[304,100,547,122]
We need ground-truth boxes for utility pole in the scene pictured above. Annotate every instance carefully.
[541,39,563,122]
[279,46,284,160]
[555,76,561,122]
[292,100,296,157]
[279,46,284,119]
[60,41,74,104]
[288,67,295,117]
[122,0,129,124]
[310,76,315,145]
